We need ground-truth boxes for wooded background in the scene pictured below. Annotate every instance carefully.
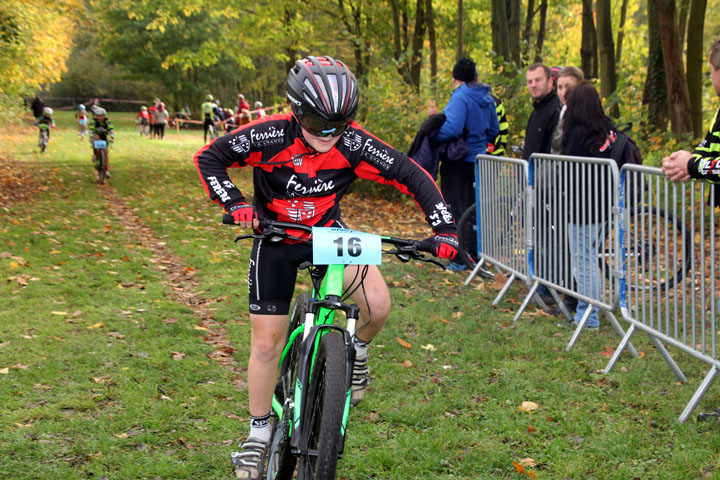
[3,0,720,153]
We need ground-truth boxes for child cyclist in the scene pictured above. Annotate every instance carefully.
[35,107,55,143]
[90,107,114,177]
[194,55,458,480]
[76,104,89,140]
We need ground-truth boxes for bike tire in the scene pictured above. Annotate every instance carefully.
[265,294,308,479]
[97,150,107,184]
[40,130,48,153]
[599,206,691,291]
[296,331,346,480]
[457,204,479,268]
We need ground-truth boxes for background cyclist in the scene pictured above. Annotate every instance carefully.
[201,94,216,143]
[36,107,55,143]
[76,104,89,141]
[195,55,459,480]
[90,107,114,177]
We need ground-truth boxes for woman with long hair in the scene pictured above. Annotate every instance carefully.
[561,82,620,331]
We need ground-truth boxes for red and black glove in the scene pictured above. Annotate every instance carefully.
[227,202,256,226]
[432,233,458,260]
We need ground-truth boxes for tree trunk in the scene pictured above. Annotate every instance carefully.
[409,0,426,90]
[677,0,690,45]
[655,0,693,134]
[491,0,511,65]
[596,0,618,115]
[643,0,669,130]
[522,0,535,64]
[533,0,548,63]
[457,0,463,59]
[426,0,437,88]
[686,0,707,137]
[508,0,522,67]
[580,0,597,78]
[616,0,629,63]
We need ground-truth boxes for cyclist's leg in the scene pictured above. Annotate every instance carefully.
[344,264,390,342]
[344,264,389,405]
[247,313,287,419]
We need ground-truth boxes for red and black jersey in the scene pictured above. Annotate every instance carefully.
[194,113,456,236]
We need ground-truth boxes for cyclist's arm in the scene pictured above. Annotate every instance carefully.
[347,128,456,235]
[687,107,720,183]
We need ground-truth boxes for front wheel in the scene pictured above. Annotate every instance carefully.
[296,331,346,480]
[96,150,108,184]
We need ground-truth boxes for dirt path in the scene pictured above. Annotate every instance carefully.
[99,186,248,390]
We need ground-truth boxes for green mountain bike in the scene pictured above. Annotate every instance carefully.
[223,216,442,480]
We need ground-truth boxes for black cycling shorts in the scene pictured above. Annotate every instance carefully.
[247,220,345,316]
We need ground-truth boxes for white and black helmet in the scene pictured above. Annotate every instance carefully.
[286,56,359,127]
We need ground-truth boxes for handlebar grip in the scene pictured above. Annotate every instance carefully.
[222,213,235,225]
[416,238,434,254]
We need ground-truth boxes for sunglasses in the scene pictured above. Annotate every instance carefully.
[296,114,351,138]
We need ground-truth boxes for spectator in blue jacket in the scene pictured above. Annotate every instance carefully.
[428,57,499,271]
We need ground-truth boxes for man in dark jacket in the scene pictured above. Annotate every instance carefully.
[523,63,561,160]
[522,63,571,312]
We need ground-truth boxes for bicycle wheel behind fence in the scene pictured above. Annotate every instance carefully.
[457,204,479,268]
[599,206,691,291]
[296,331,346,480]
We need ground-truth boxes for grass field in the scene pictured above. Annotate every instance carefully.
[2,111,720,479]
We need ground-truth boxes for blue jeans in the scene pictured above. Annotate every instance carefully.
[567,223,601,327]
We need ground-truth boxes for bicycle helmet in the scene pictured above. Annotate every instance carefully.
[93,107,107,116]
[254,101,263,108]
[286,55,359,137]
[43,107,53,116]
[141,106,148,111]
[78,104,86,110]
[206,94,214,101]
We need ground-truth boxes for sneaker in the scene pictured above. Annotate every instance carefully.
[105,171,111,178]
[445,261,468,272]
[230,437,269,480]
[351,352,370,406]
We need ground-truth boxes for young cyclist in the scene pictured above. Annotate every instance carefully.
[136,106,149,136]
[201,94,216,143]
[36,107,55,137]
[90,107,114,177]
[223,108,237,134]
[194,55,458,480]
[76,104,89,140]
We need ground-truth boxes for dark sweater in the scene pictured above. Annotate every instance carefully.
[522,90,562,160]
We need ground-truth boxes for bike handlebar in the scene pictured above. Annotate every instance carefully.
[222,214,439,264]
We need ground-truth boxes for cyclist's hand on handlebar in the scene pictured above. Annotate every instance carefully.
[227,202,258,229]
[432,233,458,260]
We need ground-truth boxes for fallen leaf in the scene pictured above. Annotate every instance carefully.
[519,457,536,468]
[452,311,463,319]
[194,325,208,331]
[402,360,413,368]
[0,368,9,374]
[172,352,187,360]
[527,424,537,433]
[513,461,526,474]
[396,337,412,349]
[51,311,67,316]
[115,433,129,438]
[163,318,179,324]
[87,323,105,330]
[519,401,538,412]
[420,344,436,351]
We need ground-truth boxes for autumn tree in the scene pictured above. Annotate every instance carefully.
[655,0,693,134]
[0,0,79,118]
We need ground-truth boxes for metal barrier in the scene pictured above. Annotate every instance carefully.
[603,164,720,422]
[512,154,638,354]
[464,155,532,307]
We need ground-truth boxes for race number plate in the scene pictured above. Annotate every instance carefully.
[93,140,108,149]
[312,227,382,265]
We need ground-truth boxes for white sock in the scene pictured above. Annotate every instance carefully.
[249,412,271,443]
[354,338,370,357]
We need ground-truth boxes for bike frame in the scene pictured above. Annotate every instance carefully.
[273,262,357,457]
